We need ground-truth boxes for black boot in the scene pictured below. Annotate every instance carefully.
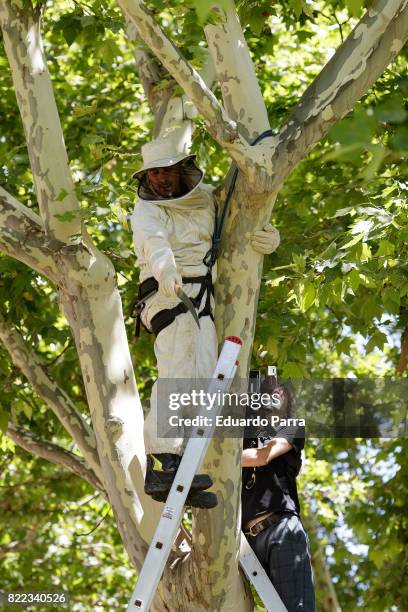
[144,453,213,497]
[150,489,218,509]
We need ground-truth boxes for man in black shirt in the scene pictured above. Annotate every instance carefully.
[241,385,315,612]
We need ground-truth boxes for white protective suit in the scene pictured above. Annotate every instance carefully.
[131,179,218,455]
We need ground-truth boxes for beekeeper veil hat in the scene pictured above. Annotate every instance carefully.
[133,125,203,200]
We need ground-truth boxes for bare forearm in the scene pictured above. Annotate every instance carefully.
[242,447,268,467]
[242,438,293,467]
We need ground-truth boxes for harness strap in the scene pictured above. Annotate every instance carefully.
[130,276,159,337]
[203,128,274,270]
[150,303,189,337]
[131,272,214,338]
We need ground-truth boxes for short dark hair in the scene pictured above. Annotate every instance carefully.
[274,384,295,419]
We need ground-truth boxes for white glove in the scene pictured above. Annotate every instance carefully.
[250,223,280,255]
[159,270,183,298]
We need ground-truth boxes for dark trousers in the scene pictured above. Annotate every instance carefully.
[247,514,315,612]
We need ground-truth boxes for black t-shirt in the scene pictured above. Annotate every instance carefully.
[241,424,305,529]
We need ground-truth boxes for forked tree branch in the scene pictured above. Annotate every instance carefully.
[270,0,408,192]
[0,186,60,283]
[117,0,263,175]
[0,309,103,484]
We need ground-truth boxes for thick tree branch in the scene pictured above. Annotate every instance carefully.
[126,32,181,138]
[0,310,103,484]
[0,186,60,282]
[124,14,173,126]
[7,424,105,495]
[124,12,218,148]
[117,0,264,175]
[0,2,81,244]
[301,498,341,612]
[271,0,408,192]
[204,0,270,141]
[57,259,161,560]
[156,56,217,134]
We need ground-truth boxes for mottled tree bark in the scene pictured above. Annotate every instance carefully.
[0,1,81,245]
[7,423,105,495]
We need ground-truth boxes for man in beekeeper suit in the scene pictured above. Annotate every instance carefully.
[131,126,280,508]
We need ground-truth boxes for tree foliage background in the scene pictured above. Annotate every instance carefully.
[0,0,407,610]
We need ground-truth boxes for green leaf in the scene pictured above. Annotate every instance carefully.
[348,269,361,293]
[390,125,408,153]
[341,233,365,250]
[289,0,303,19]
[56,188,69,202]
[374,96,407,124]
[345,0,364,17]
[58,15,83,47]
[249,13,266,36]
[366,331,387,353]
[81,133,105,146]
[376,240,394,257]
[329,107,375,147]
[282,361,306,378]
[382,287,400,313]
[358,242,372,263]
[22,402,32,420]
[192,0,229,23]
[360,144,387,181]
[72,103,98,119]
[299,282,316,312]
[337,337,353,355]
[369,545,389,569]
[266,275,286,287]
[292,253,306,273]
[296,30,314,43]
[100,39,120,67]
[0,409,9,433]
[323,143,364,163]
[53,211,79,222]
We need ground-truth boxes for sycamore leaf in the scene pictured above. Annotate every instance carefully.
[292,253,306,273]
[299,282,316,312]
[289,0,303,19]
[359,242,372,263]
[366,331,387,353]
[192,0,230,23]
[53,211,80,222]
[376,240,394,257]
[282,361,306,378]
[345,0,364,17]
[348,269,361,293]
[100,39,120,67]
[341,233,365,250]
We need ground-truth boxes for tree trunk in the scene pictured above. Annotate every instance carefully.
[302,505,342,612]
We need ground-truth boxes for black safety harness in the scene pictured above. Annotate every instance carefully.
[130,129,273,338]
[131,273,214,338]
